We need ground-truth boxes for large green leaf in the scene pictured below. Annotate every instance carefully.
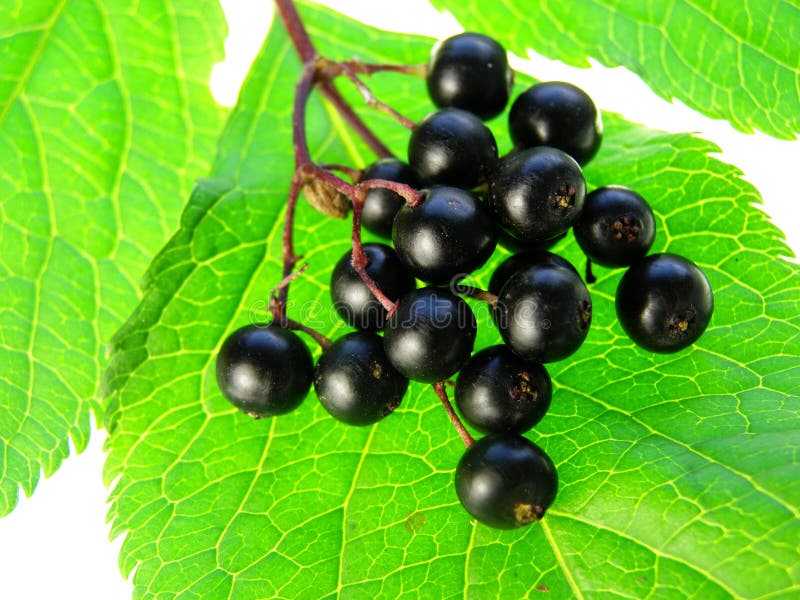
[0,1,227,516]
[431,0,800,141]
[103,3,800,598]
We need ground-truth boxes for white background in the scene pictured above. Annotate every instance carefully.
[0,1,798,598]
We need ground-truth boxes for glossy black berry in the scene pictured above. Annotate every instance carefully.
[360,158,420,238]
[314,331,408,426]
[384,287,477,383]
[393,186,497,284]
[455,434,558,529]
[616,253,713,353]
[215,324,313,418]
[509,81,603,165]
[574,185,655,268]
[427,32,513,120]
[408,108,498,188]
[488,250,578,297]
[498,229,566,253]
[488,147,586,245]
[494,263,592,363]
[331,243,416,331]
[455,345,552,434]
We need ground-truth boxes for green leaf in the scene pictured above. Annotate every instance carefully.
[0,1,227,516]
[104,3,800,598]
[431,0,800,140]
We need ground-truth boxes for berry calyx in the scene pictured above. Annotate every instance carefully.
[616,253,713,353]
[494,262,592,363]
[455,345,552,434]
[215,323,313,418]
[455,433,558,529]
[509,81,603,165]
[427,32,512,120]
[488,147,586,245]
[573,185,655,268]
[392,186,497,284]
[408,108,498,188]
[314,331,408,425]
[383,287,477,382]
[331,243,416,330]
[360,158,420,238]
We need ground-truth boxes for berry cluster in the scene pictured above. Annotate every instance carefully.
[215,31,713,530]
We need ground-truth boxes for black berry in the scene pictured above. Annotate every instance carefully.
[408,108,498,188]
[573,185,655,268]
[360,158,420,238]
[331,243,416,331]
[455,434,558,529]
[314,331,408,425]
[215,324,313,418]
[393,186,497,284]
[509,81,603,165]
[427,32,512,120]
[616,253,713,353]
[384,287,477,382]
[489,250,578,297]
[488,147,586,245]
[498,229,566,253]
[494,262,592,363]
[455,345,552,434]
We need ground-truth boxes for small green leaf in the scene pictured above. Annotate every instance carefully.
[0,1,227,516]
[103,3,800,597]
[432,0,800,140]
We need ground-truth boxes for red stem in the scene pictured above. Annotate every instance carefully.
[358,178,423,208]
[274,0,394,158]
[455,285,498,307]
[432,382,475,448]
[350,191,399,316]
[282,317,332,350]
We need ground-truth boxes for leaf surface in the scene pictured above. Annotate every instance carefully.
[0,1,227,516]
[104,3,800,598]
[432,0,800,140]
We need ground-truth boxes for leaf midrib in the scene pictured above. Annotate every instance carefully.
[0,0,68,126]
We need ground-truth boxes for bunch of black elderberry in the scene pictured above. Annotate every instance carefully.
[215,32,714,530]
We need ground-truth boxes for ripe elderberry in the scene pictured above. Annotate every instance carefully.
[494,262,592,363]
[616,253,713,353]
[383,287,477,383]
[314,331,408,425]
[216,324,313,418]
[488,147,586,245]
[392,186,497,284]
[455,433,558,529]
[573,185,655,268]
[455,345,552,434]
[408,108,498,188]
[509,81,603,165]
[426,32,512,120]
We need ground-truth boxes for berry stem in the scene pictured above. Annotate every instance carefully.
[334,60,416,130]
[272,174,304,319]
[358,178,423,208]
[350,190,399,316]
[340,59,427,78]
[280,317,333,351]
[456,285,499,307]
[432,382,475,448]
[317,163,363,181]
[585,258,597,284]
[276,0,425,321]
[275,0,394,158]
